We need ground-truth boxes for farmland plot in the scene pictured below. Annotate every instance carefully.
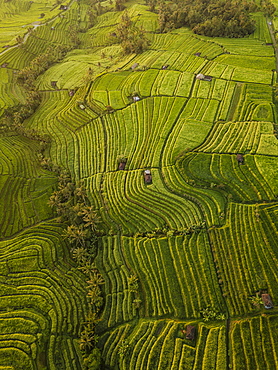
[209,203,278,316]
[98,320,226,370]
[177,153,275,202]
[230,315,278,370]
[0,134,56,238]
[197,121,275,154]
[121,234,224,319]
[0,223,87,370]
[0,0,278,369]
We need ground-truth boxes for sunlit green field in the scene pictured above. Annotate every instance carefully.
[1,0,278,369]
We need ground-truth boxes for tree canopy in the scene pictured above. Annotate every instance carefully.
[115,12,149,54]
[157,0,268,38]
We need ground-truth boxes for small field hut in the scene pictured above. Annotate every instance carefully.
[131,63,139,71]
[236,154,244,164]
[144,170,152,184]
[196,73,212,81]
[51,81,58,89]
[186,325,196,340]
[261,293,274,309]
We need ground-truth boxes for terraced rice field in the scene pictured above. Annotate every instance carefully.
[1,0,278,369]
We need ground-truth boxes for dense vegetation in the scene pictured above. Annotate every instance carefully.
[155,0,276,37]
[0,0,278,369]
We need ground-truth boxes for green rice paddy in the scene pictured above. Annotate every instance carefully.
[1,0,278,369]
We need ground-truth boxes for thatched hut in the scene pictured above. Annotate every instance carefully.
[196,73,212,81]
[118,162,126,170]
[261,293,274,309]
[236,154,244,164]
[144,170,152,184]
[186,325,196,340]
[51,81,58,89]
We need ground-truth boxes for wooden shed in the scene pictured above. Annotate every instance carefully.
[186,325,196,340]
[144,170,152,184]
[69,89,75,97]
[261,293,274,309]
[236,154,244,164]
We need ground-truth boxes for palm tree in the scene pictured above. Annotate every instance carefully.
[63,225,88,246]
[72,246,88,266]
[87,286,100,304]
[79,327,94,351]
[48,191,62,209]
[82,206,100,232]
[78,260,95,275]
[74,185,88,204]
[87,269,105,288]
[127,274,138,292]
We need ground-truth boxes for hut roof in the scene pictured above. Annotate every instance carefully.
[118,162,126,170]
[131,63,139,70]
[261,293,273,309]
[144,170,152,184]
[186,325,196,340]
[236,154,244,163]
[196,73,205,80]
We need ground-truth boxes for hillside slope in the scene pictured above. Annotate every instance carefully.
[1,0,278,369]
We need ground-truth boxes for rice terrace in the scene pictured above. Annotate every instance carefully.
[1,0,278,368]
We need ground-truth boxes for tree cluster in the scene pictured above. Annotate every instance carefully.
[1,44,70,129]
[1,90,42,128]
[261,0,276,16]
[115,12,149,54]
[45,158,103,369]
[144,0,157,12]
[157,0,262,38]
[16,44,70,89]
[86,1,106,28]
[115,0,128,11]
